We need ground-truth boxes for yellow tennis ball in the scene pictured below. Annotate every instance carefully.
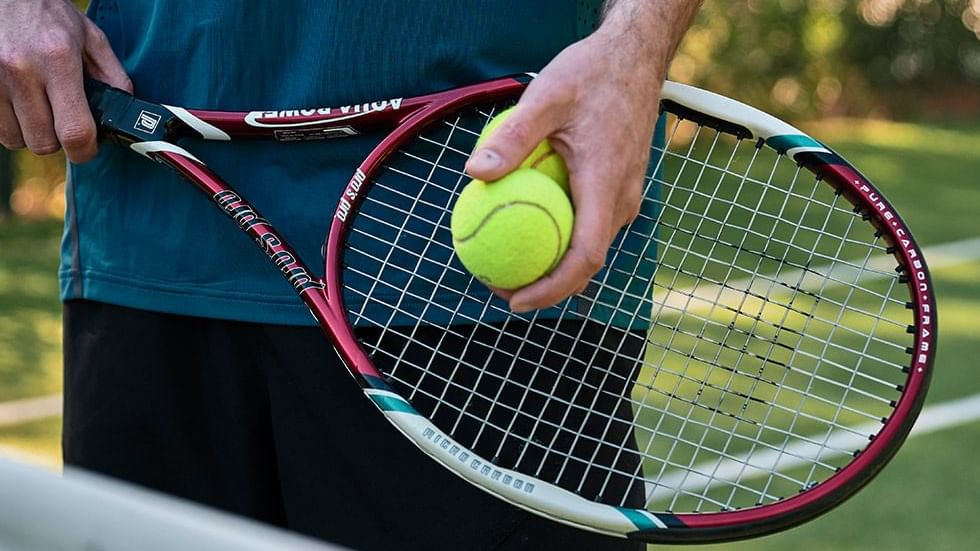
[475,106,570,195]
[451,169,573,290]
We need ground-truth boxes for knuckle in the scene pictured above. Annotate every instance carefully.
[623,196,642,223]
[581,248,607,273]
[58,124,95,150]
[117,75,134,92]
[0,53,31,77]
[0,120,23,148]
[498,118,532,144]
[38,37,76,63]
[0,136,26,149]
[624,207,641,226]
[0,123,25,149]
[30,142,61,156]
[87,25,111,46]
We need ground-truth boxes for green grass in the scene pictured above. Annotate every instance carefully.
[0,219,63,405]
[0,417,61,470]
[686,422,980,551]
[0,118,978,547]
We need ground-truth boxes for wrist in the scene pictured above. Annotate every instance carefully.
[587,24,668,89]
[591,0,700,84]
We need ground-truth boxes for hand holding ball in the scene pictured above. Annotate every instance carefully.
[474,106,570,195]
[451,169,572,290]
[452,107,574,291]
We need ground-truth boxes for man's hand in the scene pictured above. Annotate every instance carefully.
[0,0,131,163]
[465,0,699,313]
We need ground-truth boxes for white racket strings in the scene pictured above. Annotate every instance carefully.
[341,104,914,513]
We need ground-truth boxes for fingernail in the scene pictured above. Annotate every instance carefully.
[510,301,532,314]
[467,149,503,173]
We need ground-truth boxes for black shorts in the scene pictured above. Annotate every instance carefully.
[63,299,644,551]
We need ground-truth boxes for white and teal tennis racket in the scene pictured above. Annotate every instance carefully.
[87,75,935,543]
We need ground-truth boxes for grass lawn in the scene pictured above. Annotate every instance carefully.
[0,118,978,548]
[0,219,63,405]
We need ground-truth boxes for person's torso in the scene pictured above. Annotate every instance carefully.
[63,0,602,325]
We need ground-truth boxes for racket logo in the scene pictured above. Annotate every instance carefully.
[244,98,404,129]
[422,427,535,495]
[134,110,162,134]
[335,169,366,222]
[257,234,324,293]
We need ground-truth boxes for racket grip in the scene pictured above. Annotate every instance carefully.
[83,77,112,102]
[84,77,171,145]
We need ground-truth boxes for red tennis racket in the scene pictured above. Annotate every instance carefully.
[84,75,935,543]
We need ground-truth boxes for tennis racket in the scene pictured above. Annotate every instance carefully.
[84,74,935,543]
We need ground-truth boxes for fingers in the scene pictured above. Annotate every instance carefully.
[6,44,97,161]
[0,50,55,154]
[509,168,614,313]
[9,78,59,156]
[0,4,131,160]
[81,20,132,92]
[465,81,570,182]
[490,287,515,302]
[0,99,25,149]
[46,62,98,162]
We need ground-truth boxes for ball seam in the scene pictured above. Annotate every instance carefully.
[452,200,566,272]
[530,149,557,169]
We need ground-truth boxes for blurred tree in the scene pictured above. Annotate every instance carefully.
[671,0,980,120]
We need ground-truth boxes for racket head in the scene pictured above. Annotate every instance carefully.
[320,77,935,542]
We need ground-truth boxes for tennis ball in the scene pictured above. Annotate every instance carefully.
[476,106,570,195]
[451,169,573,290]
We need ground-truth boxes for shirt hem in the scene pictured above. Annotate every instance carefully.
[60,268,319,326]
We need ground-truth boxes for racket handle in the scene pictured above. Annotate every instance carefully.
[83,77,112,103]
[85,76,173,146]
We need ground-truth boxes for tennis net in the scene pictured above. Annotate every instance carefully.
[0,455,346,551]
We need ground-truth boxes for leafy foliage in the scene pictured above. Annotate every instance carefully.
[672,0,980,119]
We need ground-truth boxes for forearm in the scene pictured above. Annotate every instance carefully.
[595,0,701,83]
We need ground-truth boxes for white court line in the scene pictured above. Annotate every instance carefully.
[0,395,61,427]
[645,392,980,504]
[739,235,980,293]
[654,234,980,316]
[914,235,980,270]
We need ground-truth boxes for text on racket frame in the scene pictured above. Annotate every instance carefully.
[421,426,536,495]
[857,182,933,368]
[335,169,367,222]
[214,190,324,293]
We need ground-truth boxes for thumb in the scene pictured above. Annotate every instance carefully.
[465,96,558,182]
[81,19,133,92]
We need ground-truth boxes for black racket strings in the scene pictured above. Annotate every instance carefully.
[339,102,916,513]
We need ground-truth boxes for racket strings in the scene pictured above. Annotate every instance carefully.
[636,117,910,511]
[340,101,915,513]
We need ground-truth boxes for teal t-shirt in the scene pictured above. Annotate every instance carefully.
[62,0,607,325]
